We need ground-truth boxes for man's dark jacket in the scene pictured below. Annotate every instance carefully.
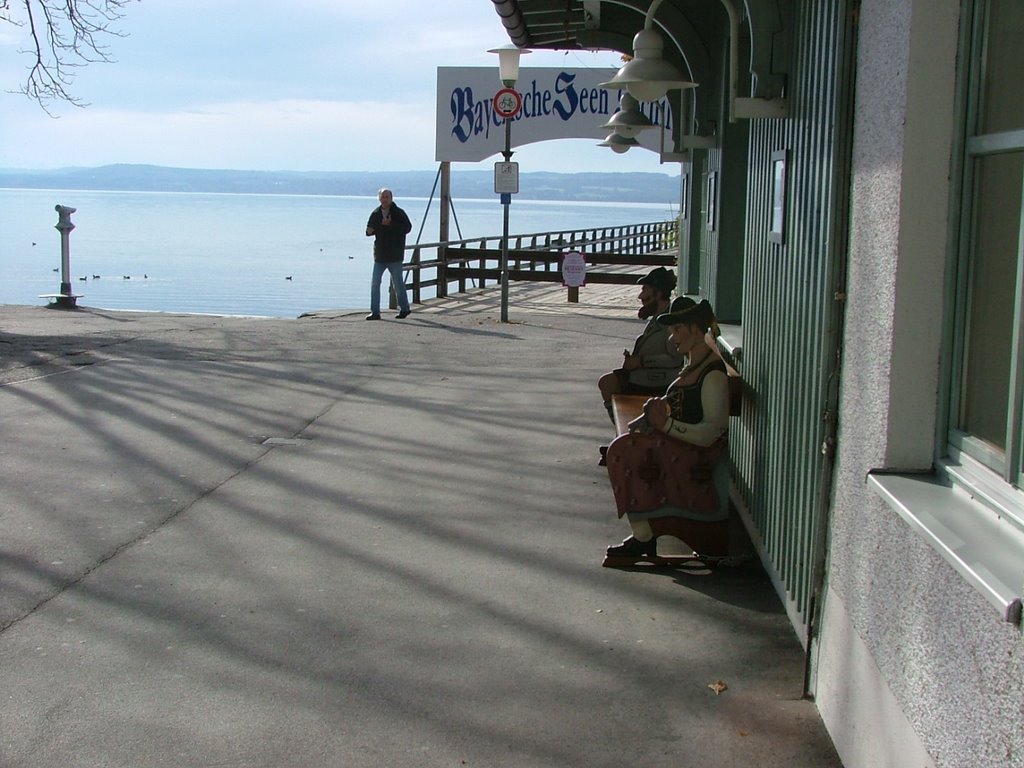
[366,204,413,263]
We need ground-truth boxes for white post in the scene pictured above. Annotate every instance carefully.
[439,161,451,299]
[54,205,78,308]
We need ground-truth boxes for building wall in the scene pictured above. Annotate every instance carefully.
[818,1,1024,766]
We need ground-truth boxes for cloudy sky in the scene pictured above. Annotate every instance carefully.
[0,0,674,175]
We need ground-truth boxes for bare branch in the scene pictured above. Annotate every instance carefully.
[2,0,136,112]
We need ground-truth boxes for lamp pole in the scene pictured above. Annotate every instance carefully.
[489,44,529,323]
[500,114,513,323]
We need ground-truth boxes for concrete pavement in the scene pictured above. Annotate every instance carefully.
[0,288,841,767]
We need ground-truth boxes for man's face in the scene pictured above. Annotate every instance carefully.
[379,190,393,207]
[637,284,659,319]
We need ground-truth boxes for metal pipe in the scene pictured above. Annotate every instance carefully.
[719,0,740,122]
[644,0,739,123]
[642,0,668,28]
[439,162,451,298]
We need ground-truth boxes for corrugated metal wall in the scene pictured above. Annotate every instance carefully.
[729,0,855,640]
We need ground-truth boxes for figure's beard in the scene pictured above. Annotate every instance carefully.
[638,300,658,319]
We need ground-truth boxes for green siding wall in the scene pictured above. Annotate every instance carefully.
[731,0,855,639]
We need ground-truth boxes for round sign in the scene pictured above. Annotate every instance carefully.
[562,251,587,288]
[493,88,523,119]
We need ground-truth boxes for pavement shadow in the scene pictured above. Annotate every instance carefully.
[0,307,837,767]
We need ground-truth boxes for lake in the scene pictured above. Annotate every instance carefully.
[0,188,673,317]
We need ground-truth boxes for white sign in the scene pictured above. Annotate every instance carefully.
[435,67,673,163]
[494,162,519,194]
[562,251,587,288]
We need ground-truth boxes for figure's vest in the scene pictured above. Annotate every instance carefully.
[626,320,682,388]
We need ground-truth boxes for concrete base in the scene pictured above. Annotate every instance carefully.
[815,588,936,768]
[39,293,81,309]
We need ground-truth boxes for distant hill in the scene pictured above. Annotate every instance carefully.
[0,164,681,205]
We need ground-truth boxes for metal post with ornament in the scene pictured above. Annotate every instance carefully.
[488,44,529,323]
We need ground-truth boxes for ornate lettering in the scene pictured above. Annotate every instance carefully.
[552,71,579,121]
[449,86,496,143]
[449,87,476,143]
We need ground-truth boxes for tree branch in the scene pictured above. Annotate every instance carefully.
[2,0,135,113]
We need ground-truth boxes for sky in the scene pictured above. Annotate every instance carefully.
[0,0,676,176]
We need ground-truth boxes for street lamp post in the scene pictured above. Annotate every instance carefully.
[488,44,529,323]
[500,115,512,322]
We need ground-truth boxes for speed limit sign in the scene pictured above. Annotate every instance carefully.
[493,88,523,119]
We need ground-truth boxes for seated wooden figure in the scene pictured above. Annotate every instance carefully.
[603,297,731,567]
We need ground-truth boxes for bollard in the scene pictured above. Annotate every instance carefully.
[53,204,78,308]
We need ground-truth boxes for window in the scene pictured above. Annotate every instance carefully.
[949,0,1024,495]
[870,0,1024,624]
[769,150,787,244]
[706,171,717,231]
[680,171,689,222]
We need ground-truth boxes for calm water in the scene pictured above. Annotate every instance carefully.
[0,188,672,317]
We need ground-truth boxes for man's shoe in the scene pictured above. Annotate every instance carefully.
[396,310,411,319]
[365,313,381,321]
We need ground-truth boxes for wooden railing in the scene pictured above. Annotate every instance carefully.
[397,220,677,305]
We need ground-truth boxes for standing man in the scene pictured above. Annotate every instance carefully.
[365,188,413,320]
[597,266,686,421]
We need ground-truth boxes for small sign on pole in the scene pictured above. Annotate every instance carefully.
[494,161,519,194]
[492,88,523,119]
[561,250,587,303]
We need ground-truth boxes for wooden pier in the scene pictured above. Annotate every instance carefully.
[394,219,679,311]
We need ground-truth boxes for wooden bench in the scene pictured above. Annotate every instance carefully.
[602,357,742,566]
[611,394,649,435]
[610,358,743,437]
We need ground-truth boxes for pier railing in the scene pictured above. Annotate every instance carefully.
[398,220,677,305]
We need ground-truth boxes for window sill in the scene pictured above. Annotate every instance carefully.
[868,469,1024,625]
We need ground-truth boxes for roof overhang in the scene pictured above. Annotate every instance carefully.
[489,0,792,149]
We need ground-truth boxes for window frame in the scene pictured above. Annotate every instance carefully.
[706,171,717,232]
[769,149,787,245]
[943,0,1024,525]
[870,0,1024,625]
